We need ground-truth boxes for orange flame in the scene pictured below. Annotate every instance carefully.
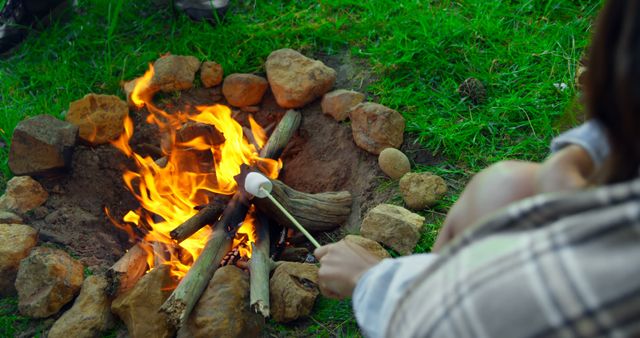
[110,64,280,281]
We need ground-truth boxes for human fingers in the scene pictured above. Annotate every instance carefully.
[314,242,335,259]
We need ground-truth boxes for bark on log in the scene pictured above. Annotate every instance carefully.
[259,109,301,159]
[106,243,149,297]
[169,201,226,243]
[249,212,271,317]
[254,180,352,232]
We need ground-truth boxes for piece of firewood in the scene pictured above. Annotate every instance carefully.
[169,200,227,243]
[254,180,352,232]
[159,109,301,328]
[249,212,271,317]
[106,243,149,297]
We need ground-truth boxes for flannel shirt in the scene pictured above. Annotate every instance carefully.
[354,178,640,338]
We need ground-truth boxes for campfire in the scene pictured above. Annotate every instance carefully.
[1,48,438,337]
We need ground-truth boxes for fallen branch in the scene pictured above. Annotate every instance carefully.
[169,199,227,243]
[254,180,352,232]
[249,212,271,317]
[106,243,149,297]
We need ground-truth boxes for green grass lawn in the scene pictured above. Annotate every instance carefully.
[0,0,601,336]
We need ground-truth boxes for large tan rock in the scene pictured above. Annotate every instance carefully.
[66,94,129,145]
[111,266,175,338]
[321,89,365,121]
[200,61,224,88]
[0,176,48,215]
[360,204,425,255]
[270,262,319,323]
[178,266,263,338]
[399,172,448,210]
[350,103,405,155]
[222,73,269,107]
[16,247,84,318]
[378,148,411,179]
[265,49,336,108]
[48,275,115,338]
[0,224,38,296]
[8,115,78,176]
[151,54,201,92]
[344,235,391,260]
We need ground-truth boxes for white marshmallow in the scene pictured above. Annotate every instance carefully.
[244,172,273,198]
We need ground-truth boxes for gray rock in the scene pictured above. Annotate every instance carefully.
[360,204,425,255]
[265,49,336,108]
[16,247,84,318]
[0,176,48,215]
[0,223,38,296]
[270,262,319,323]
[350,103,405,155]
[378,148,411,179]
[8,115,78,176]
[222,73,269,107]
[178,266,263,338]
[321,89,365,121]
[48,275,115,338]
[399,172,448,210]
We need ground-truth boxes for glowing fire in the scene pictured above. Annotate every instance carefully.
[109,64,280,281]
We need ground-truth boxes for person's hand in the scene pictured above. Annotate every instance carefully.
[314,240,382,299]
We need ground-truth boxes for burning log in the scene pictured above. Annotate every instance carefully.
[106,243,149,297]
[160,109,301,328]
[169,199,228,243]
[254,180,352,232]
[249,212,271,317]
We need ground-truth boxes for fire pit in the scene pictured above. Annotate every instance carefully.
[0,48,441,337]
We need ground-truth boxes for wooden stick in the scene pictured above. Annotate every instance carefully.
[261,187,321,248]
[254,180,352,232]
[169,201,226,243]
[160,195,248,327]
[106,243,149,297]
[249,212,271,317]
[259,109,301,159]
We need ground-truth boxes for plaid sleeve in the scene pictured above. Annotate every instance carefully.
[385,178,640,338]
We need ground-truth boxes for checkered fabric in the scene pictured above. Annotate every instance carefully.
[387,178,640,338]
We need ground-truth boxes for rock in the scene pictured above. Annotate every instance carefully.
[0,211,23,224]
[457,77,486,104]
[16,247,84,318]
[321,89,365,121]
[360,204,425,255]
[122,77,139,107]
[178,266,263,338]
[399,172,448,210]
[0,224,38,296]
[350,103,405,155]
[0,176,48,215]
[343,235,391,260]
[265,48,337,108]
[200,61,224,88]
[378,148,411,179]
[111,266,175,338]
[270,262,319,323]
[151,54,201,92]
[66,94,129,145]
[222,73,269,107]
[48,275,115,338]
[8,115,78,176]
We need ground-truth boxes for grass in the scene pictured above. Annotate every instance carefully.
[0,0,601,336]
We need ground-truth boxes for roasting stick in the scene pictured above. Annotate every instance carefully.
[245,172,321,248]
